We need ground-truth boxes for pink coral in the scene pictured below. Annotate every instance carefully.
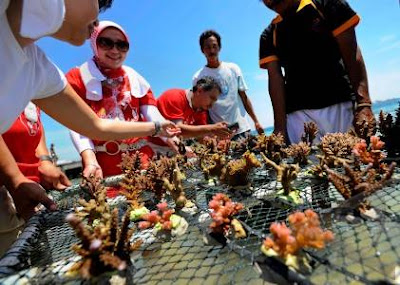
[208,193,244,236]
[263,209,334,257]
[138,202,175,231]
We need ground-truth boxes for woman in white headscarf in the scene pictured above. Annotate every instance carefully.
[67,21,172,197]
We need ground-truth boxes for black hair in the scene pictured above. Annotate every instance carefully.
[193,76,222,94]
[98,0,114,12]
[199,30,221,51]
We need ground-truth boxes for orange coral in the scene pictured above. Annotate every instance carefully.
[262,209,334,258]
[353,136,386,169]
[209,193,244,237]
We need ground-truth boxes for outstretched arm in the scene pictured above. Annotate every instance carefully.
[336,28,375,137]
[33,84,181,140]
[265,61,287,139]
[176,121,231,139]
[238,90,264,134]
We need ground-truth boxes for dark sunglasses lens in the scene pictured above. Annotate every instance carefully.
[116,41,129,52]
[97,37,114,50]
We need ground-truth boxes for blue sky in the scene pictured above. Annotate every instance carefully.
[37,0,400,161]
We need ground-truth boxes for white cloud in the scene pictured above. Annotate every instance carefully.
[254,72,267,81]
[379,34,397,44]
[375,40,400,54]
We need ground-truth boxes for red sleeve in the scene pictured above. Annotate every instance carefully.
[139,89,157,106]
[194,112,208,125]
[157,89,187,121]
[65,67,86,100]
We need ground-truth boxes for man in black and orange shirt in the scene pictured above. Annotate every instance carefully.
[259,0,375,143]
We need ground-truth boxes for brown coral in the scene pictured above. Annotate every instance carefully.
[75,182,110,225]
[254,133,286,164]
[261,153,300,195]
[301,122,318,146]
[378,107,400,157]
[163,164,189,209]
[201,152,227,180]
[325,161,396,211]
[319,133,361,167]
[284,142,311,165]
[66,207,142,279]
[221,151,261,186]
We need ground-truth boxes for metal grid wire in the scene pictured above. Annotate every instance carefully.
[0,160,399,284]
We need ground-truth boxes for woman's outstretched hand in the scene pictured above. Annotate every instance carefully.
[159,121,181,137]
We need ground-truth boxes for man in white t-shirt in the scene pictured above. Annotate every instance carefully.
[0,0,179,234]
[193,30,264,140]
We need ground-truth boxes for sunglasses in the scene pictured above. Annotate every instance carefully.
[97,37,130,52]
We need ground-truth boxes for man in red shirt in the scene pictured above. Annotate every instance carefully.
[157,77,231,139]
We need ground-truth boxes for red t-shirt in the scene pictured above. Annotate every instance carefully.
[66,66,157,178]
[157,89,207,125]
[2,106,42,182]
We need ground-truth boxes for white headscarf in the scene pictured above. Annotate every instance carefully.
[20,0,66,39]
[90,20,129,58]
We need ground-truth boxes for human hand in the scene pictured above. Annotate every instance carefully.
[185,146,197,158]
[273,126,288,144]
[159,121,181,137]
[255,122,264,135]
[8,175,57,221]
[39,161,72,191]
[353,106,376,139]
[82,163,103,181]
[211,122,231,138]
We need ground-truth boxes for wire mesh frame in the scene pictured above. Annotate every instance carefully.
[1,164,400,284]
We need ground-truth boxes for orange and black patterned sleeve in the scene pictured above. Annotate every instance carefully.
[259,24,279,69]
[318,0,360,37]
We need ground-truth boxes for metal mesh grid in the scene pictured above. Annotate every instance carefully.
[0,159,399,284]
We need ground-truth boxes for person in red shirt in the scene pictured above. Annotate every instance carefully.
[1,103,71,256]
[66,21,174,196]
[157,77,231,139]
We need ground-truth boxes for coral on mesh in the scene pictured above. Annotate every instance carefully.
[208,193,246,238]
[230,134,257,154]
[201,152,227,180]
[221,151,261,186]
[163,164,189,209]
[301,122,318,146]
[137,156,176,201]
[75,182,110,225]
[284,142,311,165]
[253,133,286,164]
[319,133,361,167]
[325,161,396,211]
[261,153,300,196]
[379,105,400,157]
[119,151,142,178]
[67,200,142,278]
[352,136,386,169]
[261,209,334,259]
[138,202,174,231]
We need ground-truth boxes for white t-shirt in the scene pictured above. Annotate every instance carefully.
[192,62,251,134]
[0,0,67,134]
